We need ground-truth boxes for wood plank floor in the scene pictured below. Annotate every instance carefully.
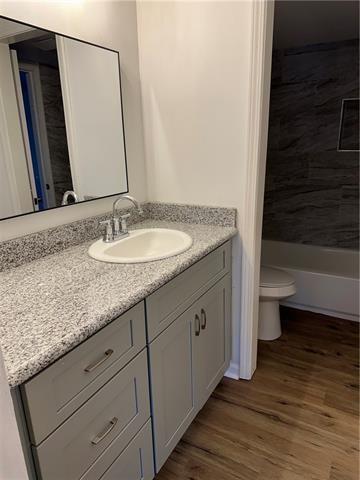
[155,307,359,480]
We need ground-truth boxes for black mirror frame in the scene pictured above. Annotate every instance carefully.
[0,14,129,222]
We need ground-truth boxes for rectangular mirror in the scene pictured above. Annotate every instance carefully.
[0,17,128,221]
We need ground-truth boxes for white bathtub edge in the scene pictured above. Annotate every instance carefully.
[278,266,359,322]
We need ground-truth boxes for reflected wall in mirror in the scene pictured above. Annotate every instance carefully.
[0,17,128,221]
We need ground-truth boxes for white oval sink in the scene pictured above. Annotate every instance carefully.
[88,228,193,263]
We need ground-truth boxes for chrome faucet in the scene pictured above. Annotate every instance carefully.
[100,195,143,243]
[61,190,78,206]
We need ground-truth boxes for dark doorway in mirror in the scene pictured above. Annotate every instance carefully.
[11,33,73,210]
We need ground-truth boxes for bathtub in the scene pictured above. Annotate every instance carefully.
[261,240,359,321]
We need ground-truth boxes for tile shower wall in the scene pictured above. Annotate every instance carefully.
[262,39,359,250]
[40,64,73,206]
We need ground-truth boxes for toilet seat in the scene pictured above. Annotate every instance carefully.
[260,266,295,288]
[260,266,296,299]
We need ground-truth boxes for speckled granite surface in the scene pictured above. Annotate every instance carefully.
[0,207,143,272]
[147,202,236,227]
[0,202,236,272]
[0,219,236,387]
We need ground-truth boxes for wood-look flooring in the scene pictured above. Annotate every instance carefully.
[155,307,359,480]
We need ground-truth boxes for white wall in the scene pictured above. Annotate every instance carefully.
[0,0,147,241]
[137,0,254,377]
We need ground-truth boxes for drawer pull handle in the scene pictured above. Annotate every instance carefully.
[91,417,118,445]
[84,349,114,373]
[195,314,200,336]
[200,308,207,330]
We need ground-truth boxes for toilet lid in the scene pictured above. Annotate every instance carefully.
[260,266,295,288]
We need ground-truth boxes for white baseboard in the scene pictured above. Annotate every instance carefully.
[282,300,360,323]
[224,361,240,380]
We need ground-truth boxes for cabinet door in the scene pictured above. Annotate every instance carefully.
[149,306,197,472]
[195,275,231,410]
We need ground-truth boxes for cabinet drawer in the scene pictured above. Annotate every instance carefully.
[22,302,146,445]
[33,350,150,480]
[80,420,154,480]
[146,241,231,341]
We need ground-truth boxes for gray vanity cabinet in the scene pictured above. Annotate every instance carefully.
[148,304,197,470]
[148,243,232,472]
[15,241,232,480]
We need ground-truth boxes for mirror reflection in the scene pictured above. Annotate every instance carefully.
[0,17,128,221]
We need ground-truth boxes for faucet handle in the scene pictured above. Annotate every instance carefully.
[99,220,113,243]
[112,217,120,237]
[119,213,131,234]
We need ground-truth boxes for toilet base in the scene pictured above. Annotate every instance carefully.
[258,300,281,341]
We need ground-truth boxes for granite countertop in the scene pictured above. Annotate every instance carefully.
[0,219,236,387]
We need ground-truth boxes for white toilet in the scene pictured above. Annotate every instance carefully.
[258,266,296,341]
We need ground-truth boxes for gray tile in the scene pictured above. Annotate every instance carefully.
[265,153,309,191]
[265,38,359,249]
[40,64,72,207]
[309,152,359,184]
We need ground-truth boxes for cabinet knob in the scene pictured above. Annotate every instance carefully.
[200,308,207,330]
[195,314,200,336]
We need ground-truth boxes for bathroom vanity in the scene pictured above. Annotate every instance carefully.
[0,208,236,480]
[0,14,237,480]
